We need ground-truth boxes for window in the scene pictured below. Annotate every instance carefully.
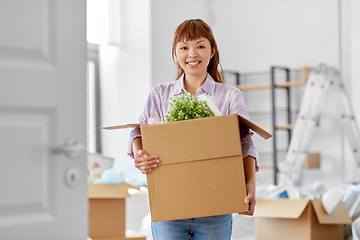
[87,44,101,153]
[87,0,120,45]
[86,0,120,153]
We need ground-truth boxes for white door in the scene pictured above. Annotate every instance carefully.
[0,0,87,239]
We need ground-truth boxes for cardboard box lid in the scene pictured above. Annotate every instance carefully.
[311,199,352,224]
[255,199,310,219]
[88,183,131,199]
[255,199,353,224]
[237,115,272,140]
[140,114,242,166]
[100,114,272,140]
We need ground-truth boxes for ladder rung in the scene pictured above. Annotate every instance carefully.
[235,80,307,91]
[277,124,295,129]
[260,124,294,130]
[276,81,307,88]
[235,67,311,91]
[235,84,270,91]
[259,153,320,170]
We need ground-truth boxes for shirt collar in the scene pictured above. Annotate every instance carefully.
[201,73,216,96]
[174,73,216,96]
[173,74,185,96]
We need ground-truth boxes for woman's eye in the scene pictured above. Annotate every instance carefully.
[198,46,205,49]
[180,47,187,50]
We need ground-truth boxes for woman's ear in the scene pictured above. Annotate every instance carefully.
[211,48,215,58]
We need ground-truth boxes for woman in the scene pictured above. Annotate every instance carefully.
[128,19,258,240]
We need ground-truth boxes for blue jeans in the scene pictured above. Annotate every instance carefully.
[151,214,232,240]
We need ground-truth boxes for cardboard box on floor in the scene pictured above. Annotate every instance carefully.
[88,183,145,240]
[102,114,271,222]
[254,199,352,240]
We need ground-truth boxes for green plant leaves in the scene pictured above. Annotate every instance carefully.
[165,93,214,122]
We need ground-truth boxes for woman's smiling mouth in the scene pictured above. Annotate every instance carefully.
[187,61,201,66]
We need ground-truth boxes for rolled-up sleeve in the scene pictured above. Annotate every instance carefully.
[127,127,141,159]
[228,88,259,172]
[127,85,162,159]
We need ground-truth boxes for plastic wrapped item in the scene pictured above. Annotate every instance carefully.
[110,161,147,187]
[87,152,114,182]
[262,182,300,199]
[343,184,360,219]
[322,188,345,214]
[255,184,272,199]
[353,216,360,240]
[140,213,153,240]
[231,214,255,240]
[313,181,328,198]
[119,164,147,187]
[93,168,125,184]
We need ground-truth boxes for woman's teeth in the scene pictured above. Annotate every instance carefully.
[187,61,200,65]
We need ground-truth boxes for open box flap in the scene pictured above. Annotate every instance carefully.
[238,115,272,140]
[88,183,131,199]
[101,115,272,140]
[311,199,352,224]
[254,199,310,219]
[141,114,242,166]
[101,123,140,130]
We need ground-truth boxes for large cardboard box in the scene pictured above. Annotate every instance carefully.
[102,114,271,222]
[254,199,352,240]
[88,183,131,240]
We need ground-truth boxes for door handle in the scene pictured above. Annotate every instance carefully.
[52,138,85,159]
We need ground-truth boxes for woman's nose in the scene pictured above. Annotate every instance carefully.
[188,48,198,58]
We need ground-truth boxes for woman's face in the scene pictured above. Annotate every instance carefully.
[175,38,214,79]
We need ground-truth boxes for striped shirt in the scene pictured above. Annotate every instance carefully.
[128,73,259,170]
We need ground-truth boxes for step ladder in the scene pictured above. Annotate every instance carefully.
[278,64,360,184]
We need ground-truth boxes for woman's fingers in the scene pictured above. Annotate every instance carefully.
[135,149,146,158]
[239,196,256,216]
[137,159,159,169]
[135,156,159,167]
[134,151,159,174]
[248,198,256,214]
[134,155,158,164]
[139,163,158,174]
[239,183,256,216]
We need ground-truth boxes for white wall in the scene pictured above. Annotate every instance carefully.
[100,0,151,170]
[100,0,360,187]
[150,0,212,85]
[150,0,340,83]
[149,0,360,186]
[340,0,360,184]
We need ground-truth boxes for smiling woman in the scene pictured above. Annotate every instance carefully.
[175,38,214,95]
[129,19,258,240]
[172,19,224,85]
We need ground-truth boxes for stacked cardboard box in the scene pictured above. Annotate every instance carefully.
[88,183,146,240]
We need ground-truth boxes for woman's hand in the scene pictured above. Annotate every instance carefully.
[239,181,256,216]
[134,149,159,174]
[239,156,256,216]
